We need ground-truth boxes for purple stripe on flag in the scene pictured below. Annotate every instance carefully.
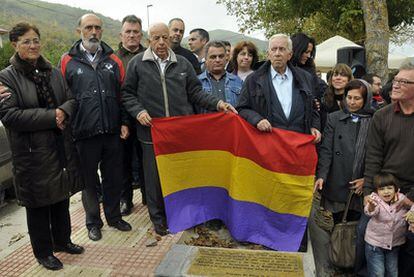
[164,186,308,252]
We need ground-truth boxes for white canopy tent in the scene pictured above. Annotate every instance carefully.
[315,35,413,71]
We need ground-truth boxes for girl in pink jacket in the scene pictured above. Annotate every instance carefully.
[364,173,411,277]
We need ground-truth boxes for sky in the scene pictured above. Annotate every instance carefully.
[43,0,267,40]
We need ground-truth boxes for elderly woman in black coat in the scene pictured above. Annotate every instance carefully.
[0,22,84,270]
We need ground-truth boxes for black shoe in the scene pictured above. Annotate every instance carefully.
[120,201,133,216]
[37,255,63,271]
[142,194,147,206]
[205,219,223,231]
[154,224,169,236]
[54,242,85,254]
[109,219,132,231]
[88,226,102,241]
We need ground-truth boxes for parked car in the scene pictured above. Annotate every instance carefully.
[0,120,13,207]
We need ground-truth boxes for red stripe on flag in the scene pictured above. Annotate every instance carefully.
[151,113,317,176]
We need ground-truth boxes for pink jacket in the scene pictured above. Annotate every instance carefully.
[364,192,409,250]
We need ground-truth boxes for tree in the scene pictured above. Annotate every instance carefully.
[217,0,414,77]
[0,42,14,70]
[360,0,389,82]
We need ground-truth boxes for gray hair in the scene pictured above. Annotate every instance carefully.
[78,13,102,27]
[268,34,293,52]
[204,40,226,57]
[399,61,414,71]
[122,15,142,27]
[148,22,168,38]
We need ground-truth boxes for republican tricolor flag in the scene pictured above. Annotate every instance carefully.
[151,112,317,251]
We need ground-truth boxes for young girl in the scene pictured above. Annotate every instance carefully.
[364,173,409,277]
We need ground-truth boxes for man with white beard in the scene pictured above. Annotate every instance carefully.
[59,14,132,241]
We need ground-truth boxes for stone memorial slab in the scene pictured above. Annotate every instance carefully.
[155,244,315,276]
[188,247,304,276]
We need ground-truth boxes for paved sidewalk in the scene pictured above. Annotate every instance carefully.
[0,193,182,276]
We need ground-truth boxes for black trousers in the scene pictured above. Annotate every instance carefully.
[76,134,123,229]
[141,142,166,226]
[120,131,146,204]
[26,199,71,258]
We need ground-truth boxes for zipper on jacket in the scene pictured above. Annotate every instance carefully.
[28,133,32,153]
[155,61,172,117]
[95,69,106,133]
[77,57,106,133]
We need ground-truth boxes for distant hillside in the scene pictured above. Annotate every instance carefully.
[184,29,268,53]
[0,0,121,46]
[0,0,122,66]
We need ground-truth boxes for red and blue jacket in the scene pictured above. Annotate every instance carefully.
[59,40,127,140]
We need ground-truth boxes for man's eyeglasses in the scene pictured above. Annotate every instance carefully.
[392,79,414,86]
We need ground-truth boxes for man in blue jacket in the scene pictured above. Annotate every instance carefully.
[198,40,242,111]
[60,14,131,241]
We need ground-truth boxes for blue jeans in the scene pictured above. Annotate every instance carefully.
[365,242,399,277]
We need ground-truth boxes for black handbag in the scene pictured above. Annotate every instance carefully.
[328,191,358,269]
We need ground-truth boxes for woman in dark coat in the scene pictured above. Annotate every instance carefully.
[316,79,373,220]
[311,79,374,274]
[0,22,84,270]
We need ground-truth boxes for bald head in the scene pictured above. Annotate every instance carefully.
[78,13,102,27]
[77,13,103,52]
[168,18,185,48]
[148,23,169,38]
[148,23,170,59]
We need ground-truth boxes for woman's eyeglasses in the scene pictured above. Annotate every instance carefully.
[19,38,41,46]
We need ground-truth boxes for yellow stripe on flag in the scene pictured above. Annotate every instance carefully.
[157,150,314,217]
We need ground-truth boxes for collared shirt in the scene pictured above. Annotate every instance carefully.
[270,65,293,119]
[208,72,226,101]
[152,50,169,74]
[350,114,360,123]
[79,42,102,63]
[194,53,206,72]
[198,70,243,108]
[199,57,206,72]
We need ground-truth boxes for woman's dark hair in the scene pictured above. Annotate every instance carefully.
[9,22,40,42]
[344,79,368,105]
[323,63,353,109]
[290,33,316,68]
[373,172,399,191]
[231,40,259,73]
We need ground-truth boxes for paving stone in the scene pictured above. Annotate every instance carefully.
[0,192,182,276]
